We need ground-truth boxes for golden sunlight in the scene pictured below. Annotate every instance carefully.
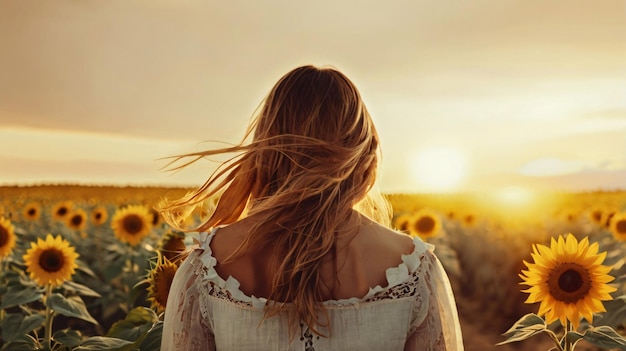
[494,186,535,207]
[409,147,469,193]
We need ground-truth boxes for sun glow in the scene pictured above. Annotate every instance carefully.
[409,147,469,193]
[494,186,535,206]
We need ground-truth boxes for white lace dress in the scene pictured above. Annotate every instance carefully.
[161,229,464,350]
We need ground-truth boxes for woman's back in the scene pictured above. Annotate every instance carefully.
[211,211,415,301]
[161,217,464,350]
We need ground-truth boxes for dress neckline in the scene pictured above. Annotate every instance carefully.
[189,227,431,308]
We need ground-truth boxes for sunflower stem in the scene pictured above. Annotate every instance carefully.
[564,319,573,351]
[43,284,54,350]
[125,244,135,308]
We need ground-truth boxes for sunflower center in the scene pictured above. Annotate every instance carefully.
[57,207,68,216]
[592,211,602,222]
[71,215,83,226]
[162,237,186,261]
[28,208,37,216]
[0,226,8,246]
[616,219,626,234]
[39,249,65,273]
[94,213,102,220]
[559,269,583,292]
[548,262,591,303]
[123,215,144,235]
[416,216,435,233]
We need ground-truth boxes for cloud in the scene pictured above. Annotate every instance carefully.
[518,158,594,177]
[579,109,626,121]
[0,127,191,163]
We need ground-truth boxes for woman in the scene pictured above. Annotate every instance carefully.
[160,65,463,350]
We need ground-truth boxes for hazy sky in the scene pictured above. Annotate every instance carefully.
[1,0,625,193]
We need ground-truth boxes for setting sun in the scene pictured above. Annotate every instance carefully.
[409,147,469,193]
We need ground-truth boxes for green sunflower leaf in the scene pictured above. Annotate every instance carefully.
[0,287,43,309]
[106,307,158,342]
[497,313,547,345]
[54,328,83,348]
[62,280,102,297]
[73,336,135,351]
[0,313,45,343]
[46,293,99,325]
[0,334,39,351]
[580,325,626,350]
[565,331,584,344]
[139,321,163,351]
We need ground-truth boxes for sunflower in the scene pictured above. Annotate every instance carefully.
[90,206,108,226]
[588,207,605,226]
[22,202,41,221]
[609,212,626,241]
[66,209,87,231]
[520,233,617,329]
[462,213,476,227]
[51,201,73,222]
[393,213,413,234]
[144,253,178,313]
[111,205,153,246]
[158,231,187,264]
[563,209,580,223]
[0,217,17,259]
[409,209,441,239]
[23,234,79,287]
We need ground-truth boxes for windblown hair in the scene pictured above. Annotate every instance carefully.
[158,65,391,336]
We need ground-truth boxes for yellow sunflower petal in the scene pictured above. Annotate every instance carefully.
[537,244,555,262]
[565,234,580,261]
[587,242,600,256]
[544,308,558,325]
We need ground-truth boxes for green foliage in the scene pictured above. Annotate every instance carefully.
[1,313,45,343]
[54,329,83,348]
[0,287,43,309]
[106,307,159,347]
[0,334,38,351]
[566,326,626,350]
[74,336,135,351]
[498,310,626,350]
[497,313,551,345]
[46,293,99,325]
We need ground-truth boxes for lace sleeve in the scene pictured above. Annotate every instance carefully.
[405,250,464,351]
[161,250,215,351]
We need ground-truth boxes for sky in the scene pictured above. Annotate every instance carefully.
[1,0,625,194]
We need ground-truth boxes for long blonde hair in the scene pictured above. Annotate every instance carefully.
[159,65,391,336]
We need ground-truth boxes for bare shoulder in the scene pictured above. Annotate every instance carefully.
[209,219,252,261]
[358,215,415,256]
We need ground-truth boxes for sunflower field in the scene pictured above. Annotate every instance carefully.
[1,185,626,351]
